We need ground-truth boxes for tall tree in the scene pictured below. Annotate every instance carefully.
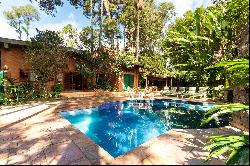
[4,4,40,40]
[60,24,78,48]
[78,26,99,51]
[161,0,249,86]
[135,0,144,60]
[25,30,68,91]
[31,0,174,51]
[119,0,175,53]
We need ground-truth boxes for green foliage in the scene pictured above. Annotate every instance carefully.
[30,0,63,16]
[59,24,78,48]
[25,30,68,91]
[4,4,40,39]
[201,103,249,126]
[117,51,137,69]
[119,0,175,52]
[0,81,59,105]
[207,85,224,99]
[87,78,112,91]
[87,84,98,90]
[51,82,64,97]
[206,86,214,98]
[97,77,112,91]
[161,0,249,86]
[214,0,249,30]
[206,59,249,87]
[79,26,99,51]
[201,103,249,164]
[139,51,169,78]
[204,135,249,165]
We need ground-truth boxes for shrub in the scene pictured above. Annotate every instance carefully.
[87,84,98,90]
[18,81,34,99]
[51,82,64,97]
[0,93,6,105]
[97,77,112,91]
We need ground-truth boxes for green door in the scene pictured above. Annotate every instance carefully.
[124,74,134,91]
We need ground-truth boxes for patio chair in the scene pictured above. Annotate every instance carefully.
[138,89,145,99]
[152,86,162,97]
[161,86,171,96]
[128,87,136,99]
[169,87,177,96]
[183,87,197,99]
[144,86,155,98]
[177,87,186,98]
[193,87,208,99]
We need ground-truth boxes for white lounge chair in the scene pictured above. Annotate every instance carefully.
[169,87,177,96]
[193,87,208,99]
[183,87,197,99]
[177,87,186,98]
[161,86,171,96]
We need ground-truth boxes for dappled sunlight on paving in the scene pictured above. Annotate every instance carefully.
[0,94,245,165]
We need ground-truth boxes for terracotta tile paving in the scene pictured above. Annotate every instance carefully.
[0,94,245,165]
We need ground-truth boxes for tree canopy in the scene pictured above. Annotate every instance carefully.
[12,0,248,88]
[161,0,249,86]
[4,4,40,40]
[25,30,69,90]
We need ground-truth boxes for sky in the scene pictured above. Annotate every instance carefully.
[0,0,213,40]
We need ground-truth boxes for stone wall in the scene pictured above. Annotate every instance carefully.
[231,111,249,132]
[233,86,249,104]
[231,86,249,132]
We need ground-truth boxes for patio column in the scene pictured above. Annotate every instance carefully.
[133,66,139,90]
[71,73,74,90]
[170,77,173,87]
[165,77,168,87]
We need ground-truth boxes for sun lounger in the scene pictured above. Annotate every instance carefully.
[182,87,197,99]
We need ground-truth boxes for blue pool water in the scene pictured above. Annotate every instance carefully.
[60,99,228,157]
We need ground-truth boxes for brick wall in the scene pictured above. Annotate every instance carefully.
[1,44,137,92]
[1,44,77,90]
[1,45,31,83]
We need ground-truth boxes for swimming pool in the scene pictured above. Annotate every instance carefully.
[60,99,228,157]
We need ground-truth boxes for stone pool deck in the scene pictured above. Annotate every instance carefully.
[0,95,246,165]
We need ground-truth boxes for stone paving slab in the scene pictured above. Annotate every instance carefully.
[110,127,243,165]
[0,96,246,165]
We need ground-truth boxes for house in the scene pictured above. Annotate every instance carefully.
[0,37,139,92]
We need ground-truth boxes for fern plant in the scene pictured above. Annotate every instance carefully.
[204,135,249,165]
[201,103,249,165]
[201,103,249,126]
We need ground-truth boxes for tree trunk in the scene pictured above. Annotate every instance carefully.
[136,10,140,60]
[124,26,126,49]
[90,0,94,53]
[99,0,104,49]
[18,19,22,40]
[26,26,29,40]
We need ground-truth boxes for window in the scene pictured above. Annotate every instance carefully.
[20,69,29,80]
